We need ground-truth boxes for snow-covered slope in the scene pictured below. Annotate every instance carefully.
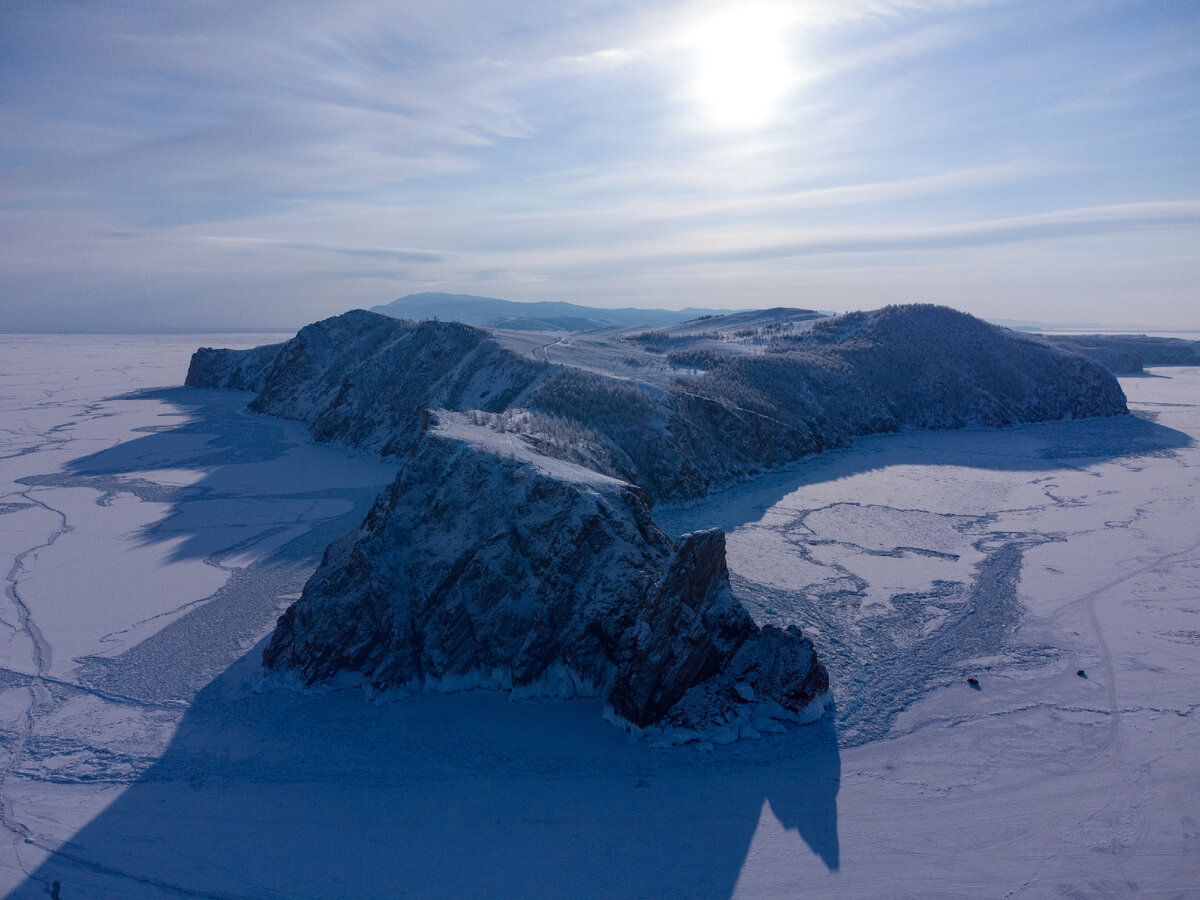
[263,412,828,735]
[253,310,543,455]
[678,304,1129,433]
[522,305,1129,501]
[188,305,1128,503]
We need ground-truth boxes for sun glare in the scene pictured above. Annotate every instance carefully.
[688,4,795,130]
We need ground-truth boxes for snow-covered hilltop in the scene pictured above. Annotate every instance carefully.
[187,301,1128,735]
[189,304,1128,503]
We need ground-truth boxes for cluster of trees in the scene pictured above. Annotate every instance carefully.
[622,330,723,354]
[730,320,821,344]
[468,407,597,447]
[666,348,726,370]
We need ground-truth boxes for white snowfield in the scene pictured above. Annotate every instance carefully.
[1,334,1198,898]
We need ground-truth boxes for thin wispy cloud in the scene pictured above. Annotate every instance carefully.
[1,0,1197,330]
[197,236,448,264]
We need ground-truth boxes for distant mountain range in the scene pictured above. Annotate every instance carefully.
[371,292,740,332]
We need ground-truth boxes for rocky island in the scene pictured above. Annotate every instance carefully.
[187,302,1127,737]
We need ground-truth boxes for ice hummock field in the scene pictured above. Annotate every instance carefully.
[2,334,1198,898]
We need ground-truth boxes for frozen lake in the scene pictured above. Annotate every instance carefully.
[1,335,1197,897]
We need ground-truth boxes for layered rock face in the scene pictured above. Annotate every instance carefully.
[262,414,828,731]
[188,310,543,456]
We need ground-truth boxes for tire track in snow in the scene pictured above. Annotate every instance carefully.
[1055,534,1200,745]
[0,487,73,885]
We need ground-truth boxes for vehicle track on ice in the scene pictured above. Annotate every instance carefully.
[1054,534,1200,748]
[0,488,73,884]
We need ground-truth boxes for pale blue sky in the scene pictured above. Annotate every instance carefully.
[2,0,1197,331]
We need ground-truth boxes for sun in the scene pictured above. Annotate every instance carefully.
[687,3,796,131]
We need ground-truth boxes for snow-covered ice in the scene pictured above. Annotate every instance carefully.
[1,334,1198,897]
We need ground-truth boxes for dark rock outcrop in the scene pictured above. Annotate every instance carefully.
[262,415,829,733]
[184,342,285,392]
[608,529,753,727]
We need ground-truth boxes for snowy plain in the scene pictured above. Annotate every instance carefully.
[1,334,1198,898]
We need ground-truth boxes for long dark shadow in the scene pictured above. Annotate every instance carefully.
[656,410,1192,537]
[25,387,1191,571]
[19,387,397,567]
[10,384,843,897]
[11,645,841,899]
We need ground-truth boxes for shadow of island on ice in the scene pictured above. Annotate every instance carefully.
[654,409,1193,539]
[13,649,841,899]
[15,386,397,703]
[18,386,399,570]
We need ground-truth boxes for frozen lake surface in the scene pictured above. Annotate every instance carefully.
[1,335,1197,897]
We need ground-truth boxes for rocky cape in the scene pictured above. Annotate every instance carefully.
[262,413,828,737]
[188,303,1128,736]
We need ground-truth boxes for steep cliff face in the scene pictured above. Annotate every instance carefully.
[264,416,667,695]
[262,414,829,734]
[184,342,285,392]
[608,529,752,727]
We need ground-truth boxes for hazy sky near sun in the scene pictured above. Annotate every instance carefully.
[2,0,1198,331]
